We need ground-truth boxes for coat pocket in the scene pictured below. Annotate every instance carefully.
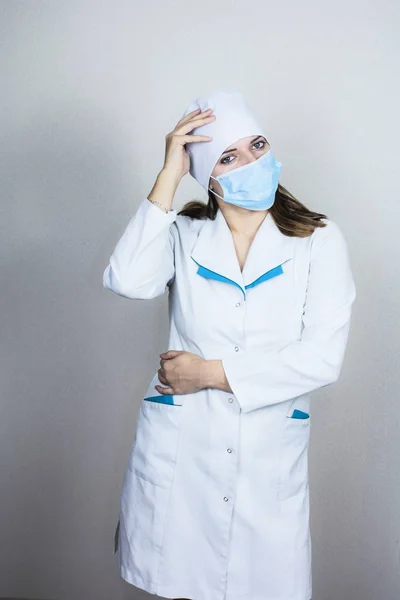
[290,409,310,419]
[128,396,182,489]
[278,401,311,505]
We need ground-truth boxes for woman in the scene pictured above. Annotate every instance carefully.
[103,89,356,600]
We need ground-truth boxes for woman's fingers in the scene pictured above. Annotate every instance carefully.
[174,107,201,128]
[174,107,212,129]
[155,384,174,395]
[179,134,213,142]
[176,113,215,137]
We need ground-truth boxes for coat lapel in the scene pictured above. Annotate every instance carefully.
[190,209,296,299]
[191,208,245,295]
[241,210,296,289]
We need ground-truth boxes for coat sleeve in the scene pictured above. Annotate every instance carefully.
[221,221,357,413]
[103,198,178,299]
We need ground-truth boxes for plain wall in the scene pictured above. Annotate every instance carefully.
[1,0,399,599]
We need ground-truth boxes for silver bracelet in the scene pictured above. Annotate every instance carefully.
[147,197,170,213]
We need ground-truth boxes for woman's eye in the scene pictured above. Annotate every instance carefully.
[220,156,234,164]
[219,140,266,164]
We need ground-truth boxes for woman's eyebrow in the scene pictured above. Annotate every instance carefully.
[221,136,266,155]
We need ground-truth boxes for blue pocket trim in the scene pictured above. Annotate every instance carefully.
[290,409,310,419]
[143,395,182,406]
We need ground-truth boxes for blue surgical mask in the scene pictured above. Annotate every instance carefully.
[208,148,282,210]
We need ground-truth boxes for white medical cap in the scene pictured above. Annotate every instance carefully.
[180,88,268,193]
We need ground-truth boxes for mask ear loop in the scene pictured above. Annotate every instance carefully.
[208,189,224,200]
[208,175,224,200]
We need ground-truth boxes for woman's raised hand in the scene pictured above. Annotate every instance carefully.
[162,108,215,183]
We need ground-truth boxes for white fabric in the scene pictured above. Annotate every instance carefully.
[180,88,269,192]
[103,198,356,600]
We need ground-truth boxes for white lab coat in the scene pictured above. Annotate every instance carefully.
[103,197,356,600]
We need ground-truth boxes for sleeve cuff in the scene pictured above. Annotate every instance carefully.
[144,197,178,223]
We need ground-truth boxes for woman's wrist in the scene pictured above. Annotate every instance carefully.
[147,169,179,212]
[202,359,232,392]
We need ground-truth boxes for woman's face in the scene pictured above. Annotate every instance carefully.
[209,134,270,200]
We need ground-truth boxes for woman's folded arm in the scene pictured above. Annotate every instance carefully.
[221,221,357,413]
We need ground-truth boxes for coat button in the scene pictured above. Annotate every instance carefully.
[227,448,233,453]
[223,496,229,502]
[228,397,234,403]
[234,346,239,352]
[235,302,241,307]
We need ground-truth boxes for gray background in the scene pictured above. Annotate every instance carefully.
[1,0,399,599]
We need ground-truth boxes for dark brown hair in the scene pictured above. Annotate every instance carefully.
[178,183,328,237]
